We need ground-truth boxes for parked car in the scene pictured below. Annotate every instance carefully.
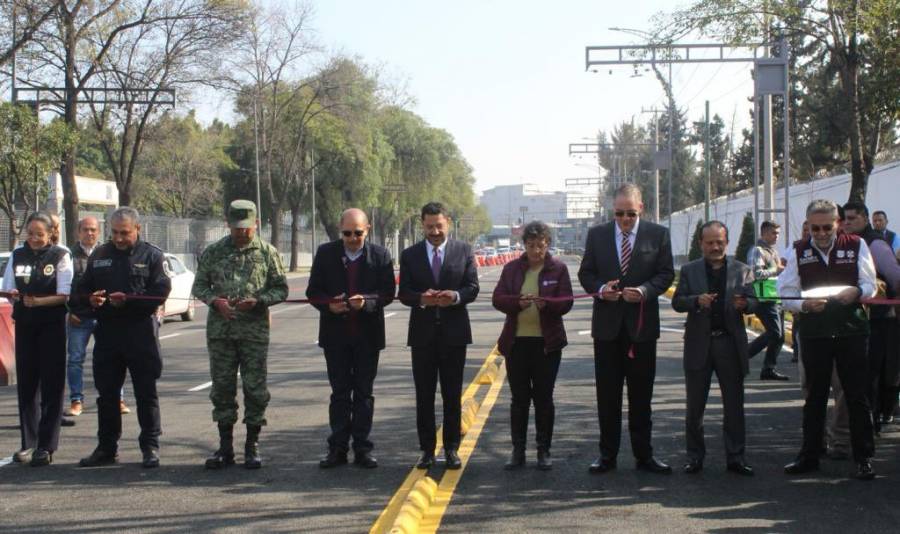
[0,252,9,288]
[162,253,196,321]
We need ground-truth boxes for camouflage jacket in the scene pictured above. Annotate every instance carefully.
[192,235,288,341]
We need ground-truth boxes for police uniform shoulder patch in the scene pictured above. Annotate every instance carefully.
[43,264,54,276]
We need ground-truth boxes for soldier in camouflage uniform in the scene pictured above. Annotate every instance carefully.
[191,200,289,469]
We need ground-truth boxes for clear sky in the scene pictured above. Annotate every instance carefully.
[197,0,759,194]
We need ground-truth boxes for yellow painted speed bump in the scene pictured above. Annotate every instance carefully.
[389,477,438,534]
[460,398,481,435]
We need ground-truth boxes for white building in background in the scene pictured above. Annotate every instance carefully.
[46,172,119,213]
[479,183,599,227]
[663,161,900,258]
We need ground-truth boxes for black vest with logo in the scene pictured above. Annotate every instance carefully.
[11,244,68,324]
[861,226,895,320]
[795,233,869,338]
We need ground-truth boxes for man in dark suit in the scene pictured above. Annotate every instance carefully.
[671,221,756,476]
[307,208,396,469]
[399,202,479,470]
[578,183,675,474]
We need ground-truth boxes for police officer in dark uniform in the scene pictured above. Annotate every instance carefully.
[75,207,171,468]
[2,212,73,466]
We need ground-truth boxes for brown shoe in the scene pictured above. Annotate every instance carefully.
[119,400,131,414]
[66,400,84,417]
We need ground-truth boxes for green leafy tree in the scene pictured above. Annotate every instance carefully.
[0,103,76,248]
[735,212,756,265]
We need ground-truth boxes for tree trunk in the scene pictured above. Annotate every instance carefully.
[7,216,18,250]
[289,204,300,272]
[61,21,80,246]
[119,189,132,207]
[269,205,282,250]
[843,27,868,204]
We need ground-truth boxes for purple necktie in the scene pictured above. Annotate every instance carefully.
[431,248,442,284]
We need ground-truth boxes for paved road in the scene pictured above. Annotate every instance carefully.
[1,259,898,533]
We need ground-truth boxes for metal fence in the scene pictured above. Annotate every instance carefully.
[0,209,315,271]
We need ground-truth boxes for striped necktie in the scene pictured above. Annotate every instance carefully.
[620,231,632,275]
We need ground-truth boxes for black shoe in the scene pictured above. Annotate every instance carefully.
[319,450,348,468]
[205,448,235,469]
[142,449,160,469]
[504,448,526,470]
[30,449,52,467]
[636,457,672,474]
[784,456,819,475]
[536,450,552,471]
[415,452,435,469]
[13,448,34,463]
[760,368,790,381]
[244,424,262,469]
[727,461,754,476]
[683,459,703,474]
[588,457,617,474]
[445,450,462,470]
[79,448,118,467]
[855,460,875,481]
[354,451,378,469]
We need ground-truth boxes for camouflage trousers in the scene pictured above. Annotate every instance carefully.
[208,338,271,426]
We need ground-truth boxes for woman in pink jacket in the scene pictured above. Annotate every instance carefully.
[492,221,573,471]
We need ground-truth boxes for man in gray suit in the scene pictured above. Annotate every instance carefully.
[672,221,756,476]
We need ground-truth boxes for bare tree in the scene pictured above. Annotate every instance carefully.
[0,0,57,70]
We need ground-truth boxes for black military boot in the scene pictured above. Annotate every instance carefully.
[244,424,262,469]
[205,423,235,470]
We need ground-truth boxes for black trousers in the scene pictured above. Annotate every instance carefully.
[93,319,162,453]
[593,325,657,461]
[505,338,561,452]
[869,318,900,419]
[15,319,66,453]
[800,335,874,462]
[684,335,746,463]
[324,339,380,454]
[411,330,466,453]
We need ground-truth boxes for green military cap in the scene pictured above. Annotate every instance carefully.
[227,199,257,228]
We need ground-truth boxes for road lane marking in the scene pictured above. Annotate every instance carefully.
[0,456,12,467]
[158,333,181,340]
[419,361,506,533]
[384,312,396,318]
[578,329,591,335]
[660,326,684,333]
[370,347,503,534]
[188,381,212,392]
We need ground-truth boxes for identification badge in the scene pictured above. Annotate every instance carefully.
[43,264,54,276]
[93,259,112,268]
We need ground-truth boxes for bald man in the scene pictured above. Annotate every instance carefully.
[307,208,396,468]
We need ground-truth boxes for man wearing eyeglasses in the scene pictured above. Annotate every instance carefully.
[306,208,396,469]
[578,183,675,475]
[779,199,878,480]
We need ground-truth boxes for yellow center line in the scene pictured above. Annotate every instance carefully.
[369,346,503,534]
[419,360,507,533]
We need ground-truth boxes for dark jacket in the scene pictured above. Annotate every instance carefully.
[67,241,96,319]
[492,253,573,357]
[577,219,675,342]
[306,240,396,350]
[399,239,479,347]
[671,258,757,376]
[74,239,171,324]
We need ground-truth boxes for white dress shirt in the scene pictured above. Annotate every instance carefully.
[425,239,459,305]
[777,236,877,313]
[600,219,644,296]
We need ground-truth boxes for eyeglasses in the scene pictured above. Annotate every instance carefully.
[342,230,365,237]
[809,224,834,233]
[614,210,638,218]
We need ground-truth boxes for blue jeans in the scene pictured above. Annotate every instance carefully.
[748,303,784,370]
[67,317,97,402]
